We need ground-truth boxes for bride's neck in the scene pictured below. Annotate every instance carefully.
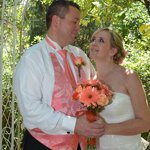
[96,62,117,80]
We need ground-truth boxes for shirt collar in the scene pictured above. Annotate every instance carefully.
[45,35,70,52]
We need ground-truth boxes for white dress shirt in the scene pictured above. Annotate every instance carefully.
[14,37,95,135]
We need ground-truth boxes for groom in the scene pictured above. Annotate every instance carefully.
[14,1,105,149]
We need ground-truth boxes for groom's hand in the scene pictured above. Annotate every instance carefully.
[74,114,105,138]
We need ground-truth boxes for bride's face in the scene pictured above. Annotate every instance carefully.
[89,31,114,62]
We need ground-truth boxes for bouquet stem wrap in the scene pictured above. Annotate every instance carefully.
[86,110,97,150]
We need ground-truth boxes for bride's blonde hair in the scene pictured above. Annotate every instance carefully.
[92,28,127,64]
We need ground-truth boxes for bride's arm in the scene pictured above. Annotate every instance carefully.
[105,70,150,135]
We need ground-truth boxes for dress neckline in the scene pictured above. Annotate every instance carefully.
[114,92,130,98]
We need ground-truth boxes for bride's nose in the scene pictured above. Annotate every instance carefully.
[90,40,97,46]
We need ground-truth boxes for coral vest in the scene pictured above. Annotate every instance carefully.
[29,52,87,150]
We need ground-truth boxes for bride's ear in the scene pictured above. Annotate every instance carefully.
[110,48,118,56]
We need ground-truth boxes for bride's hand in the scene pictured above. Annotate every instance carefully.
[96,114,106,123]
[75,114,105,138]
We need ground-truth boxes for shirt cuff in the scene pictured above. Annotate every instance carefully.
[62,116,76,134]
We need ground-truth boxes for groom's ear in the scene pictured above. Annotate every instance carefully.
[51,15,60,28]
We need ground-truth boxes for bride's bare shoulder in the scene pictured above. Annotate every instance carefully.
[125,68,138,77]
[123,68,140,83]
[117,66,139,81]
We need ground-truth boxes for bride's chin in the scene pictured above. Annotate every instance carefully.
[89,54,94,59]
[90,52,98,58]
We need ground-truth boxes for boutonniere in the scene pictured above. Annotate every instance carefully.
[74,57,86,78]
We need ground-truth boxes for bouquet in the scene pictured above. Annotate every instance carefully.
[72,79,113,150]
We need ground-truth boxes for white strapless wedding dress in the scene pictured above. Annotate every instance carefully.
[97,92,149,150]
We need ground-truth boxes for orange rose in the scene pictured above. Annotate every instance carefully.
[97,94,109,106]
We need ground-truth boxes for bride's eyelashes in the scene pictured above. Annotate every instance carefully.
[90,37,104,43]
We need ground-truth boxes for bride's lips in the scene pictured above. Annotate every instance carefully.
[91,48,99,52]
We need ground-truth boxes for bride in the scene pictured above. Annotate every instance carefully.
[89,28,150,150]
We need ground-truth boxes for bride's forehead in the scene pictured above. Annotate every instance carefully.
[94,31,111,39]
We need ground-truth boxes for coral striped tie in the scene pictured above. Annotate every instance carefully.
[59,50,76,89]
[45,36,76,88]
